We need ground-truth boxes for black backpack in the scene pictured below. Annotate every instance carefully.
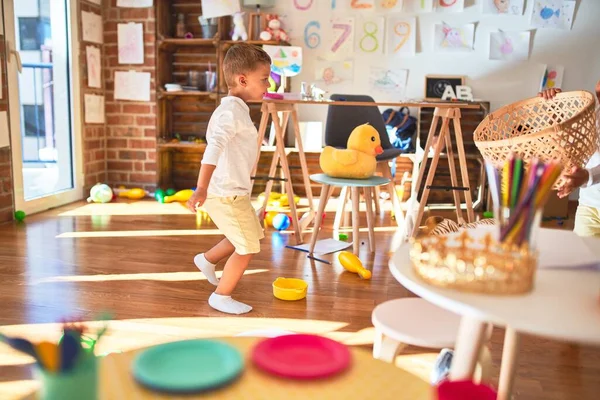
[382,107,417,153]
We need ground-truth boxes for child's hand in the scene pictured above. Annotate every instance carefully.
[557,166,589,198]
[186,188,207,213]
[538,88,562,100]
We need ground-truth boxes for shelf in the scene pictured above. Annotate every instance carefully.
[158,142,207,150]
[221,40,287,46]
[158,38,218,51]
[158,89,218,100]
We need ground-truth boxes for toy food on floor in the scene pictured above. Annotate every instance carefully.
[164,189,194,203]
[272,214,291,230]
[338,251,372,279]
[87,183,113,203]
[264,211,278,227]
[118,188,146,200]
[319,123,383,179]
[14,210,26,222]
[155,188,165,203]
[251,334,351,379]
[272,277,308,301]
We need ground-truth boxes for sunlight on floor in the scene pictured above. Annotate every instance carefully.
[30,269,269,285]
[58,201,193,216]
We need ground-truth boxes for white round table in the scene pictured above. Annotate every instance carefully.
[389,227,600,400]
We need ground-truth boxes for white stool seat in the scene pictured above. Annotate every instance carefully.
[372,298,461,349]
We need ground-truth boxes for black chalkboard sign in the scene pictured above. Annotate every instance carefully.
[424,75,464,101]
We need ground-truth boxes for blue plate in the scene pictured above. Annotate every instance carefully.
[132,339,244,393]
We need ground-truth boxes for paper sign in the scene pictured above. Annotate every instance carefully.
[0,111,9,148]
[489,31,531,61]
[387,17,416,57]
[114,71,151,101]
[200,0,240,19]
[262,45,302,77]
[436,0,464,12]
[540,64,564,91]
[434,22,474,52]
[84,94,105,124]
[370,68,408,97]
[117,0,153,7]
[356,16,385,55]
[531,0,576,30]
[118,23,144,64]
[86,46,101,88]
[81,11,103,44]
[403,0,433,12]
[482,0,524,15]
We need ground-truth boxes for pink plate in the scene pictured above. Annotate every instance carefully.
[251,334,351,380]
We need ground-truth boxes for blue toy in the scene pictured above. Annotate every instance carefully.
[272,214,291,231]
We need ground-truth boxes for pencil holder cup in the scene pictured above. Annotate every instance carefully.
[496,206,542,251]
[36,354,98,400]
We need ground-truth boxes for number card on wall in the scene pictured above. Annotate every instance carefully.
[436,0,464,12]
[404,0,433,12]
[330,17,355,57]
[356,17,384,55]
[376,0,403,12]
[387,17,416,57]
[293,0,316,11]
[350,0,375,9]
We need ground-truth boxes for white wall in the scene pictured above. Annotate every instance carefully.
[264,0,600,123]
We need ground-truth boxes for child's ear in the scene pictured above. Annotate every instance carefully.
[238,74,248,87]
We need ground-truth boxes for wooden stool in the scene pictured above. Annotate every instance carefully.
[372,298,492,382]
[410,107,474,238]
[308,174,390,255]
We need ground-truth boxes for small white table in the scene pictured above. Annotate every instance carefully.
[389,227,600,400]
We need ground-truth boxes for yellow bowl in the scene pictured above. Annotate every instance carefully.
[272,277,308,301]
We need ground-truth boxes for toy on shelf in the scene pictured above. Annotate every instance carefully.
[272,277,308,301]
[116,188,146,200]
[231,12,248,41]
[320,123,383,179]
[338,251,372,279]
[272,213,291,231]
[163,189,194,204]
[87,183,113,204]
[259,14,288,42]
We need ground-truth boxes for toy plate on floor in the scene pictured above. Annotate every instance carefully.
[132,339,243,393]
[251,334,351,379]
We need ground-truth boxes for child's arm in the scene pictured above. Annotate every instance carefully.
[186,112,235,212]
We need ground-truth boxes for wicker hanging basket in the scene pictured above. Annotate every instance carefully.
[474,91,598,183]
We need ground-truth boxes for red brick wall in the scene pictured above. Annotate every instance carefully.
[80,0,107,193]
[0,34,14,222]
[104,0,157,191]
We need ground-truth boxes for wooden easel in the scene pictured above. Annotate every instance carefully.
[410,107,475,237]
[251,102,316,244]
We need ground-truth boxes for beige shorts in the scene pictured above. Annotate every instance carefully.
[204,195,264,255]
[574,205,600,237]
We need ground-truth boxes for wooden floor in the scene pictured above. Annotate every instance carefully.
[0,199,598,399]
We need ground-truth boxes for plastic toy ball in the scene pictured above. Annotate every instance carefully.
[166,188,176,196]
[272,214,291,231]
[155,188,165,203]
[264,211,278,227]
[14,210,26,222]
[87,183,113,204]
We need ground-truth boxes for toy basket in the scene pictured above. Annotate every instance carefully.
[474,91,598,184]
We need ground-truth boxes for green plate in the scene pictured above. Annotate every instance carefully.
[131,339,244,393]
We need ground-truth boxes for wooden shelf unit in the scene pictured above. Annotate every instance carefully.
[155,0,286,189]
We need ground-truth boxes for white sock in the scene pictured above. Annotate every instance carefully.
[208,293,252,315]
[194,254,219,286]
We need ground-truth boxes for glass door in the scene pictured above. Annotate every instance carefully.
[3,0,82,214]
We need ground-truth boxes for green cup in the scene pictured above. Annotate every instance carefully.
[36,354,98,400]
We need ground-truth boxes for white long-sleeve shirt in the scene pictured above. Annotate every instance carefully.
[201,96,258,197]
[578,104,600,208]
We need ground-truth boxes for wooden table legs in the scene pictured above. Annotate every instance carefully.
[252,103,316,245]
[409,107,475,238]
[497,328,520,400]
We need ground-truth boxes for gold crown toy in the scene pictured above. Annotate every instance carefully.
[409,230,537,295]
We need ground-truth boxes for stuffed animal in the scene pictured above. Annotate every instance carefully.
[319,123,383,179]
[231,12,248,41]
[259,14,288,42]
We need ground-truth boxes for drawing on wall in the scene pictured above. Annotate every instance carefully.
[86,46,101,88]
[356,16,385,54]
[114,71,151,101]
[314,59,354,86]
[263,45,302,77]
[436,0,464,13]
[117,0,154,7]
[434,22,474,52]
[540,65,564,91]
[200,0,240,19]
[482,0,524,15]
[387,17,416,57]
[376,0,403,12]
[369,68,408,97]
[81,11,103,44]
[489,30,530,60]
[403,0,434,12]
[328,17,355,57]
[84,94,105,124]
[531,0,576,30]
[118,23,144,64]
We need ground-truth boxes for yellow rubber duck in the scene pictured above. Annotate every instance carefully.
[319,123,383,179]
